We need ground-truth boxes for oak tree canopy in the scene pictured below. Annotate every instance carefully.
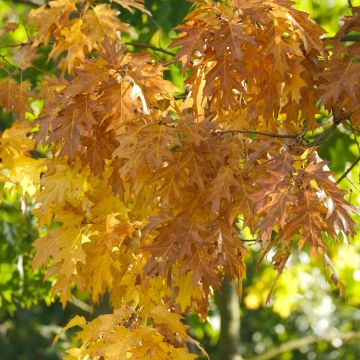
[0,0,359,358]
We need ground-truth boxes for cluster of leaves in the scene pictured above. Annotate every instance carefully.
[0,0,359,359]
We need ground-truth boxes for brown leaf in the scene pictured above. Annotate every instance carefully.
[208,165,238,212]
[12,45,38,70]
[0,78,33,120]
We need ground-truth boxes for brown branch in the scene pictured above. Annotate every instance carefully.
[174,92,188,100]
[125,42,175,56]
[308,123,339,146]
[214,129,298,139]
[348,0,354,13]
[337,156,360,184]
[307,113,346,147]
[162,114,347,147]
[324,34,360,42]
[240,238,259,243]
[246,331,360,360]
[340,34,360,42]
[163,59,180,66]
[214,121,343,145]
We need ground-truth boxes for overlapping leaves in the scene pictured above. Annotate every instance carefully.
[0,1,358,359]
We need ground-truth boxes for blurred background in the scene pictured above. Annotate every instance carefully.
[0,0,359,359]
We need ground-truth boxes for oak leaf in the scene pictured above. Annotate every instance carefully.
[0,78,33,120]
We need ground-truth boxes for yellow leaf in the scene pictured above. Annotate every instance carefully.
[150,305,187,337]
[174,269,202,311]
[53,315,86,344]
[84,4,129,43]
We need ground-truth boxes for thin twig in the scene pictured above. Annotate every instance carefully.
[125,42,175,56]
[240,238,259,243]
[161,114,347,147]
[324,34,360,42]
[160,120,302,141]
[23,24,33,44]
[348,0,354,13]
[308,113,345,146]
[0,41,31,49]
[214,129,298,139]
[340,34,360,42]
[344,175,360,193]
[163,59,180,66]
[337,156,360,184]
[0,53,15,68]
[174,92,188,100]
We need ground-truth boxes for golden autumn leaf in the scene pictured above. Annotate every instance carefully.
[150,305,188,337]
[53,315,86,344]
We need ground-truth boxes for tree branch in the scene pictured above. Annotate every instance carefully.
[348,0,354,14]
[240,239,259,243]
[163,113,347,147]
[324,34,360,42]
[246,331,360,360]
[214,129,298,139]
[0,41,175,58]
[340,34,360,42]
[125,42,175,56]
[337,156,360,183]
[0,41,31,49]
[306,112,347,147]
[308,122,340,146]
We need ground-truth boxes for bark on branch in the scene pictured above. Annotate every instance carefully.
[125,42,175,56]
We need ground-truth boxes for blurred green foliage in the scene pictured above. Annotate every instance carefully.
[0,187,51,315]
[0,0,359,359]
[295,0,353,35]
